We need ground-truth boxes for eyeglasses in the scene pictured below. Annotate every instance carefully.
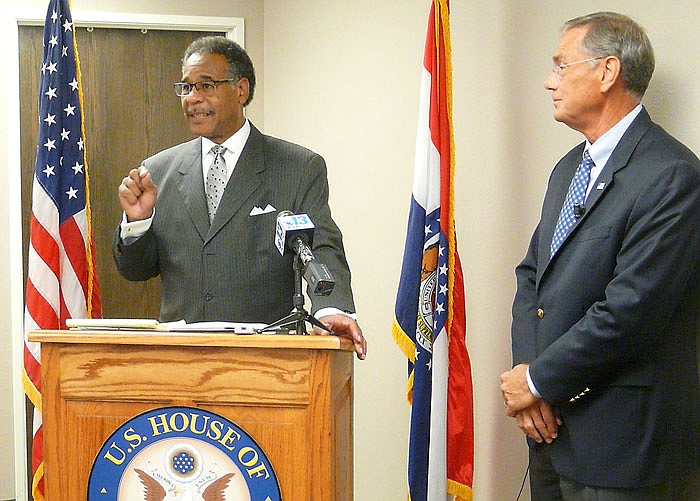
[552,56,604,78]
[172,79,237,97]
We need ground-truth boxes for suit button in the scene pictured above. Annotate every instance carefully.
[204,293,213,301]
[537,308,544,319]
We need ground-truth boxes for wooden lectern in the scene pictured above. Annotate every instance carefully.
[28,329,354,500]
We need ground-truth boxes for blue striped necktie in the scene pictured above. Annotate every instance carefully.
[550,150,594,257]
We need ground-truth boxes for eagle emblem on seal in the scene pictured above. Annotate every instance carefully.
[134,468,235,501]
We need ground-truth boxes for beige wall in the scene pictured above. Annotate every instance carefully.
[2,1,700,499]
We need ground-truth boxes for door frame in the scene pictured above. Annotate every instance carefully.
[7,11,244,500]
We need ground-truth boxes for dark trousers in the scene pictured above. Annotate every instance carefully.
[529,443,700,501]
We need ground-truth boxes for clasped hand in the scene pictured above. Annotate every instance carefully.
[500,363,561,443]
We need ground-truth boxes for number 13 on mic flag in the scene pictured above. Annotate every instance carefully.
[392,1,474,500]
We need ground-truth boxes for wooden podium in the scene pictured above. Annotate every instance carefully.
[29,329,354,500]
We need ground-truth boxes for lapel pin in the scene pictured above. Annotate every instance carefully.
[596,182,606,190]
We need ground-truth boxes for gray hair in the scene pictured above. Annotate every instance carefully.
[183,36,256,106]
[564,12,654,100]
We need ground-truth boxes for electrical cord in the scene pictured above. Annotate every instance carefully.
[516,453,531,500]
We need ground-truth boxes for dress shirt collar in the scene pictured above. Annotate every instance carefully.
[200,120,251,182]
[585,104,642,169]
[201,119,251,159]
[583,104,642,198]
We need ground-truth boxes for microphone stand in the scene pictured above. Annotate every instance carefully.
[256,254,332,335]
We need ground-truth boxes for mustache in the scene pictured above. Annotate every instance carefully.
[184,108,213,117]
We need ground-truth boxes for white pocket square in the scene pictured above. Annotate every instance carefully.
[249,204,276,216]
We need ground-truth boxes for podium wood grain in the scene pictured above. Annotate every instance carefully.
[30,330,354,500]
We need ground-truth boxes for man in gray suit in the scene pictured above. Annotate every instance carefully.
[114,36,366,359]
[500,12,700,500]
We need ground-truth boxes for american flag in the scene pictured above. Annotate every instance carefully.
[22,0,101,498]
[392,1,474,500]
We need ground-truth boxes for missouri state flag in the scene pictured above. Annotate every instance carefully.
[392,1,474,500]
[23,1,102,499]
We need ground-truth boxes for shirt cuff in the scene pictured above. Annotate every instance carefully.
[120,210,154,242]
[314,307,357,321]
[526,366,542,398]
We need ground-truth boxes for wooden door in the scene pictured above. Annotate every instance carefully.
[19,26,222,319]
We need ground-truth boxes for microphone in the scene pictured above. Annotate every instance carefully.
[275,211,335,296]
[573,204,586,218]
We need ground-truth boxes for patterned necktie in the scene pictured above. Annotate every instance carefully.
[550,150,594,257]
[206,145,227,222]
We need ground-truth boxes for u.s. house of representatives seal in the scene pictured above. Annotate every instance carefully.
[88,406,281,500]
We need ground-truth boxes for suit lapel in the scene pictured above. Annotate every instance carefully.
[538,108,654,280]
[175,138,210,241]
[207,125,265,240]
[583,109,653,213]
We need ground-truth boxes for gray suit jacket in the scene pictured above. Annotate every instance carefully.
[113,124,355,324]
[512,108,700,488]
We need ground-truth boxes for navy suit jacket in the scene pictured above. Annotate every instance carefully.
[113,124,355,324]
[512,108,700,488]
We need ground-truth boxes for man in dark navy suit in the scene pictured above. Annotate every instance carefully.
[501,12,700,500]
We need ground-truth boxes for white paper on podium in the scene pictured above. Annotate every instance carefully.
[65,318,277,334]
[65,318,161,330]
[161,320,269,334]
